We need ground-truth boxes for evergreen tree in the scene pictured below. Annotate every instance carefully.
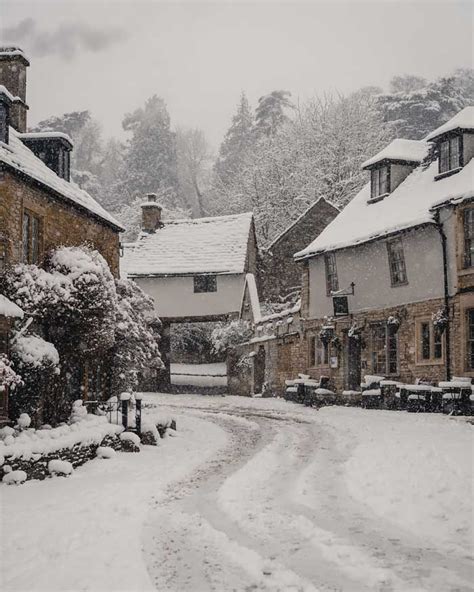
[378,75,468,139]
[214,92,254,186]
[254,90,294,137]
[118,95,179,205]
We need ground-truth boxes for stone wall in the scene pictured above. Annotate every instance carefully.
[0,171,120,276]
[260,198,338,302]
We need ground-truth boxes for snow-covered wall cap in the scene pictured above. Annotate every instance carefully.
[0,294,24,319]
[0,46,30,65]
[20,131,74,148]
[361,139,428,169]
[425,106,474,142]
[0,85,15,104]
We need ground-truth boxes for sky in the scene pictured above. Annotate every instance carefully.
[1,0,472,149]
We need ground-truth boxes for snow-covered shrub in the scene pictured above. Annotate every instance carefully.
[69,400,87,424]
[2,469,27,485]
[0,354,23,394]
[211,320,252,355]
[119,431,140,452]
[432,308,448,335]
[17,413,31,430]
[96,446,116,459]
[48,459,73,476]
[9,334,60,425]
[110,279,162,393]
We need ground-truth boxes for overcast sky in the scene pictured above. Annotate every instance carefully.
[1,0,472,148]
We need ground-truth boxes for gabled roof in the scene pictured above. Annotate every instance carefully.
[122,212,254,277]
[0,128,124,231]
[296,148,474,260]
[425,106,474,142]
[361,139,428,169]
[265,196,339,252]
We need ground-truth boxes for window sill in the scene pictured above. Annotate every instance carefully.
[390,281,409,288]
[367,193,389,204]
[435,167,462,181]
[415,359,445,367]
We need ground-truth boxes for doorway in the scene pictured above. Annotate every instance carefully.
[347,336,361,391]
[254,346,266,394]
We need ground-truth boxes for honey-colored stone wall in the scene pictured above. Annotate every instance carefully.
[0,171,120,276]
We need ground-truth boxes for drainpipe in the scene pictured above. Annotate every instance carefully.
[434,211,451,381]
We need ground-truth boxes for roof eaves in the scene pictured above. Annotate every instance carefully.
[0,161,125,232]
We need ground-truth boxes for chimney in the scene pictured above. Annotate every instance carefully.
[0,47,29,133]
[141,193,163,232]
[0,86,13,144]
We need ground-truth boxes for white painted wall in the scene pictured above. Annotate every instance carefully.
[308,225,445,318]
[133,273,246,319]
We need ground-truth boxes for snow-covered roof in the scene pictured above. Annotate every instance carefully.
[425,107,474,141]
[20,131,74,147]
[0,128,124,231]
[295,157,474,259]
[0,295,24,319]
[122,212,254,276]
[361,139,428,169]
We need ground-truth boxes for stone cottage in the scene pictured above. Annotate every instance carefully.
[0,46,124,419]
[122,195,258,387]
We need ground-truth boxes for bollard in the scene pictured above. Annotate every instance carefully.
[135,398,142,435]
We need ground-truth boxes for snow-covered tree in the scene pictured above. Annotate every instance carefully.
[176,127,213,217]
[211,321,252,355]
[214,92,255,187]
[111,278,162,393]
[377,74,469,139]
[254,90,294,137]
[118,95,179,206]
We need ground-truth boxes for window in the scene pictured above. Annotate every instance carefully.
[193,274,217,293]
[416,319,443,363]
[0,102,8,144]
[370,324,398,375]
[22,211,41,264]
[387,238,408,286]
[324,253,339,295]
[371,165,389,199]
[439,135,461,174]
[312,336,329,366]
[0,242,6,271]
[467,310,474,370]
[464,208,474,268]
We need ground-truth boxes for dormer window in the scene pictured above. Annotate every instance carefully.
[370,165,390,199]
[439,135,462,174]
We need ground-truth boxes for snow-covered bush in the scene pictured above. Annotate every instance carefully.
[0,354,23,394]
[9,334,60,425]
[3,469,27,485]
[48,459,73,476]
[96,446,116,459]
[211,320,253,355]
[110,278,162,393]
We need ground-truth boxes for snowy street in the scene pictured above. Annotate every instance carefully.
[2,394,472,592]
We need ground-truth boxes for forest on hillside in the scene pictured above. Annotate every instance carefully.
[31,68,474,246]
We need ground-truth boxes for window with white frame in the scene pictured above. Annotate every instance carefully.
[312,336,329,366]
[324,252,339,295]
[370,165,389,199]
[370,323,398,375]
[439,135,461,174]
[416,319,443,363]
[387,238,408,286]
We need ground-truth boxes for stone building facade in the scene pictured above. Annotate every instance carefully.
[260,197,338,303]
[0,46,123,419]
[232,109,474,397]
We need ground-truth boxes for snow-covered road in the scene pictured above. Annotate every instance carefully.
[2,395,473,592]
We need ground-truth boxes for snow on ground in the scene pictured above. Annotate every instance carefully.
[1,394,473,592]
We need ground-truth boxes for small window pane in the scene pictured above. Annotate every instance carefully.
[440,140,450,173]
[194,275,217,293]
[387,238,407,286]
[22,212,30,263]
[464,209,474,267]
[31,216,40,263]
[421,323,430,360]
[468,310,474,370]
[450,136,460,170]
[325,253,339,295]
[433,329,442,359]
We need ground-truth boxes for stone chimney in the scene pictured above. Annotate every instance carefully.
[0,47,29,133]
[141,193,163,232]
